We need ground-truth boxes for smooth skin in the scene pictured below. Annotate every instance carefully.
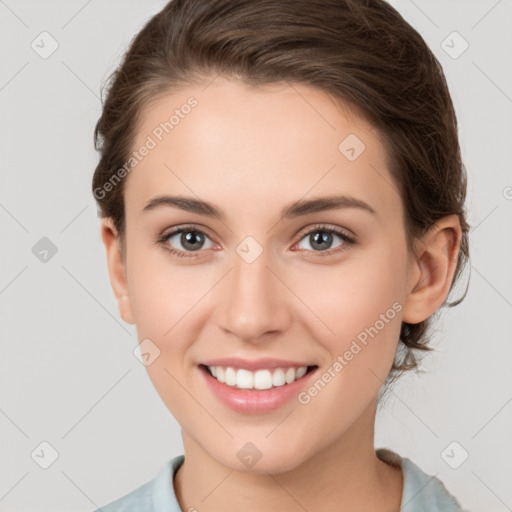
[100,76,461,512]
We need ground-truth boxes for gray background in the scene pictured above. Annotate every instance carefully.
[1,0,511,511]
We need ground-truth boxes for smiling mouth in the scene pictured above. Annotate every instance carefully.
[199,363,318,391]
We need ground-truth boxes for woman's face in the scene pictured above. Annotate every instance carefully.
[108,77,421,472]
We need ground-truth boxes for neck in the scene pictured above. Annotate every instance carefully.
[173,399,403,512]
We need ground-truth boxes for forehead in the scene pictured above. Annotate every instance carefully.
[125,77,400,221]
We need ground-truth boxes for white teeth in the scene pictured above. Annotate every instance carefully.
[236,369,254,389]
[225,367,237,386]
[216,366,225,383]
[206,365,310,390]
[295,366,307,379]
[272,368,286,387]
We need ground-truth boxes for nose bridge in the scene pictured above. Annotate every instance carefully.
[218,239,289,341]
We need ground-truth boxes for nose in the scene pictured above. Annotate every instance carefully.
[216,246,291,343]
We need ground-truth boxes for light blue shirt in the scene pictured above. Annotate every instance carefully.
[92,448,467,511]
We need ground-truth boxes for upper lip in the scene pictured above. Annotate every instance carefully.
[200,357,316,371]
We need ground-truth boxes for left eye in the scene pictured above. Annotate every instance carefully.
[294,226,355,254]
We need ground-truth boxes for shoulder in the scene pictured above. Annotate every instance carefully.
[376,448,470,512]
[91,479,153,512]
[90,455,185,512]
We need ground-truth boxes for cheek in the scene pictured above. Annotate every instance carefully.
[297,241,407,365]
[126,251,206,417]
[292,251,406,421]
[126,246,205,334]
[126,250,215,386]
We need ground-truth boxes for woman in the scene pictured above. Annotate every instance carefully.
[91,0,471,510]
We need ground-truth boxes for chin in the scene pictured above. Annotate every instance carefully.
[209,442,310,475]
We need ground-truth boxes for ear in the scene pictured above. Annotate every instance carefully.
[100,218,135,325]
[402,214,462,324]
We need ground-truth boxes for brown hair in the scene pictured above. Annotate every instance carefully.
[92,0,470,383]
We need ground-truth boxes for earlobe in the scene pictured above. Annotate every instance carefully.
[118,293,135,325]
[100,218,135,325]
[402,215,462,325]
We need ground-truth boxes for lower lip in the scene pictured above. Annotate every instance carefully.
[199,365,318,414]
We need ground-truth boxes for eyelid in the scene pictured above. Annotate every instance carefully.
[293,223,356,243]
[160,223,212,240]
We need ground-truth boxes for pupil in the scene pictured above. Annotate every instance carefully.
[311,231,332,250]
[182,231,203,251]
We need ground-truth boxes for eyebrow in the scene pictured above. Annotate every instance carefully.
[142,194,378,220]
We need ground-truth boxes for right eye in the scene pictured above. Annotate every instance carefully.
[157,225,217,258]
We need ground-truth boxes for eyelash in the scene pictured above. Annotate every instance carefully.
[156,223,356,259]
